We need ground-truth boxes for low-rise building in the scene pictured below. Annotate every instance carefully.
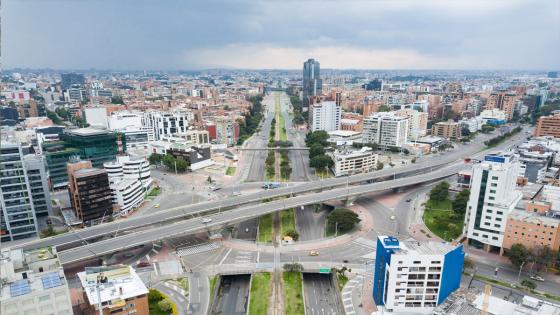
[77,265,149,315]
[0,248,73,315]
[373,236,464,314]
[431,121,461,141]
[503,208,560,253]
[330,147,378,177]
[480,108,507,125]
[167,145,213,170]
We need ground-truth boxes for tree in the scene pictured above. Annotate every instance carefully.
[285,229,299,241]
[148,289,163,302]
[452,189,470,214]
[327,208,361,233]
[310,155,333,169]
[378,105,391,112]
[376,161,384,170]
[175,158,188,172]
[158,299,172,312]
[429,182,450,202]
[309,143,325,159]
[508,243,529,268]
[163,154,176,170]
[111,96,124,104]
[481,124,495,134]
[283,263,304,272]
[305,130,329,147]
[207,176,213,184]
[521,280,537,290]
[148,153,163,165]
[532,245,555,269]
[461,127,471,136]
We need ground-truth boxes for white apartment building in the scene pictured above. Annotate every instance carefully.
[0,248,73,315]
[330,147,378,177]
[363,112,409,148]
[309,101,341,132]
[109,179,145,215]
[395,108,428,141]
[175,130,210,146]
[464,154,523,253]
[145,109,194,140]
[103,155,152,189]
[460,116,484,133]
[405,100,429,112]
[373,236,464,314]
[108,111,155,149]
[83,106,109,128]
[480,108,507,123]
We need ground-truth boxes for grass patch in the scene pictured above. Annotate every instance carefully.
[315,169,332,179]
[279,113,287,141]
[337,273,349,291]
[280,208,296,236]
[177,277,188,292]
[249,273,272,315]
[258,213,273,243]
[422,199,464,241]
[147,187,161,197]
[283,272,305,315]
[226,166,236,176]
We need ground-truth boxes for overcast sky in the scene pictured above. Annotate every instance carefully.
[3,0,560,70]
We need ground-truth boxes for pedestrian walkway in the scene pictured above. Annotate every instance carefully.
[177,243,220,257]
[341,274,364,315]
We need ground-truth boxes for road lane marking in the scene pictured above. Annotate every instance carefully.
[219,248,232,265]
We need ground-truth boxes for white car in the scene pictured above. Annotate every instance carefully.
[390,215,396,220]
[201,218,213,224]
[530,275,545,282]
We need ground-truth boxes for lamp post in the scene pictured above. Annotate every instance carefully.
[517,261,526,284]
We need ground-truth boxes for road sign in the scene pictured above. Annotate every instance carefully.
[319,268,331,274]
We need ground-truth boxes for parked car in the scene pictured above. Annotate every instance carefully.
[137,261,151,268]
[530,274,545,282]
[309,251,319,256]
[202,218,213,224]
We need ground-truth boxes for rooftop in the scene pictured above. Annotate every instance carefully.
[78,265,148,307]
[65,127,110,136]
[378,235,458,255]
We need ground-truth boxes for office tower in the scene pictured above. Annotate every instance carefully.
[431,121,462,141]
[534,112,560,138]
[0,247,73,315]
[464,154,522,254]
[144,109,195,140]
[331,147,378,177]
[42,128,124,188]
[0,142,39,242]
[362,79,383,91]
[77,265,149,315]
[61,73,85,90]
[23,155,52,218]
[67,160,113,225]
[362,112,409,148]
[309,101,341,132]
[373,236,464,313]
[303,58,322,108]
[548,71,558,78]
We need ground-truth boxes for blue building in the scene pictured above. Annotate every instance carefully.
[373,236,465,313]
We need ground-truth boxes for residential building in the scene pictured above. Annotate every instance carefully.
[309,101,342,132]
[303,58,322,107]
[534,112,560,138]
[214,118,239,146]
[330,147,378,177]
[485,92,519,121]
[103,155,152,189]
[77,265,149,315]
[373,236,464,313]
[480,108,507,125]
[175,130,210,145]
[83,106,109,128]
[460,117,483,133]
[0,248,73,315]
[0,143,39,242]
[23,155,52,218]
[503,209,560,253]
[363,112,409,148]
[340,118,362,132]
[67,160,113,225]
[431,121,461,141]
[395,108,428,141]
[145,109,194,140]
[42,128,124,188]
[15,101,46,119]
[167,145,213,170]
[464,154,523,253]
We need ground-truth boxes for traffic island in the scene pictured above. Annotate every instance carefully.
[283,272,305,315]
[248,272,272,315]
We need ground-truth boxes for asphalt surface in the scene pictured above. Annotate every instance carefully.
[187,271,210,315]
[232,218,258,241]
[245,94,275,182]
[303,273,343,315]
[296,206,327,241]
[154,281,188,315]
[212,274,251,315]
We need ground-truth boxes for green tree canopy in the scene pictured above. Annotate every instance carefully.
[508,243,529,268]
[309,143,325,159]
[310,155,334,169]
[429,182,450,202]
[148,153,163,165]
[175,157,189,172]
[305,130,329,147]
[452,189,470,214]
[327,208,361,232]
[378,105,391,112]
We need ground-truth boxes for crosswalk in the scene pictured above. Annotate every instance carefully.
[341,274,364,315]
[233,251,254,264]
[176,243,220,257]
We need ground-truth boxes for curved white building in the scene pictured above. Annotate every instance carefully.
[103,155,152,189]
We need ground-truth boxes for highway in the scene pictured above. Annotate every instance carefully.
[211,274,250,315]
[56,164,459,264]
[303,273,342,315]
[16,141,481,252]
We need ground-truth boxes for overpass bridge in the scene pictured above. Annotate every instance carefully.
[56,165,458,264]
[16,159,450,252]
[238,147,309,151]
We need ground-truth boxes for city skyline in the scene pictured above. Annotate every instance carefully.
[3,0,560,71]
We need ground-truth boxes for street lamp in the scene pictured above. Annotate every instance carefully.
[517,261,526,284]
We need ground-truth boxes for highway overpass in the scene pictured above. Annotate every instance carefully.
[57,165,460,264]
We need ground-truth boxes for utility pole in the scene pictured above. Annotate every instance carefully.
[517,261,526,284]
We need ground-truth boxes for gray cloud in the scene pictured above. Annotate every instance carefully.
[4,0,559,70]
